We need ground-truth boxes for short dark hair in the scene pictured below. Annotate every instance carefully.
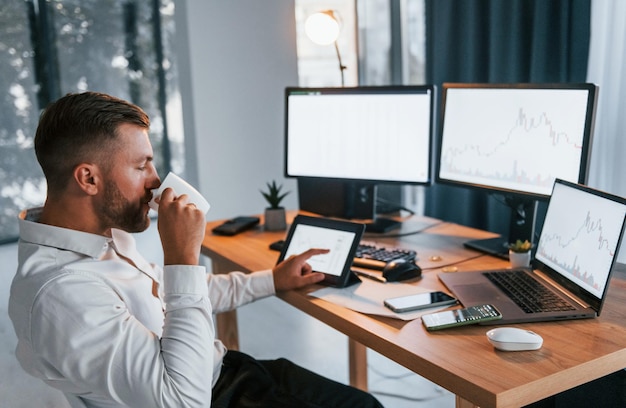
[34,92,150,193]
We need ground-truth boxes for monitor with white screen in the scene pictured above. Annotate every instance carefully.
[285,85,435,232]
[436,83,598,258]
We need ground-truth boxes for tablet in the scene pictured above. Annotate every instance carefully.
[277,215,366,287]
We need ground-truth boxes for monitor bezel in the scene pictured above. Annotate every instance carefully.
[284,85,436,186]
[435,82,598,201]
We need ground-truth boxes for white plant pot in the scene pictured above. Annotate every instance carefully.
[509,250,531,268]
[264,208,287,231]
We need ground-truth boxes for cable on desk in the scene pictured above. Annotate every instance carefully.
[367,220,448,239]
[375,197,416,216]
[420,253,490,272]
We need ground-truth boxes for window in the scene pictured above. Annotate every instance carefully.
[295,0,359,87]
[0,0,182,243]
[295,0,425,86]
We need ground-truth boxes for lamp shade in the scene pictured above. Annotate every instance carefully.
[305,11,340,45]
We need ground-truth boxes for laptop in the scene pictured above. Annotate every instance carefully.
[439,179,626,324]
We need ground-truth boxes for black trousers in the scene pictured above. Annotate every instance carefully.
[525,369,626,408]
[212,350,384,408]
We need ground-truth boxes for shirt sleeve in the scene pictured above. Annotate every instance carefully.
[29,265,216,408]
[206,269,275,314]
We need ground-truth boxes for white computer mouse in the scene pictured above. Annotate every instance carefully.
[486,327,543,351]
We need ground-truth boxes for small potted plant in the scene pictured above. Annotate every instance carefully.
[261,180,290,231]
[508,239,532,268]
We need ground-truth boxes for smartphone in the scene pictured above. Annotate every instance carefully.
[383,291,457,313]
[421,304,502,331]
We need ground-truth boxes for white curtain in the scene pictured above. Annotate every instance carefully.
[586,0,626,197]
[586,0,626,262]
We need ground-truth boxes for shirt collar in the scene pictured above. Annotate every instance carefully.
[19,207,161,291]
[19,207,110,259]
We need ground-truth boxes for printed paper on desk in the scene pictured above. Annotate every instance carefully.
[309,279,450,321]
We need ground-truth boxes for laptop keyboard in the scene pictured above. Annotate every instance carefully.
[484,270,576,313]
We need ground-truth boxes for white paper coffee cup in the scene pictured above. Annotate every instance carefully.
[148,172,211,215]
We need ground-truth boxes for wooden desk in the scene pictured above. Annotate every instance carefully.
[201,211,626,408]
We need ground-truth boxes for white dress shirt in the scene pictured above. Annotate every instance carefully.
[9,208,275,408]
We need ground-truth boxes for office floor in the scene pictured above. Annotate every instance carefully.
[0,223,454,407]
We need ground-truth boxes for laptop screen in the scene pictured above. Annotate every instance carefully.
[535,180,626,300]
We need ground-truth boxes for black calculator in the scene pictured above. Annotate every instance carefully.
[421,304,502,331]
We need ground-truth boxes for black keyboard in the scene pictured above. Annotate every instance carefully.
[352,241,417,270]
[269,239,416,270]
[483,270,576,313]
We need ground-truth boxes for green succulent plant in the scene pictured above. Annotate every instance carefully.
[261,181,290,209]
[508,239,532,253]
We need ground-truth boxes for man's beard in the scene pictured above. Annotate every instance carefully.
[98,179,151,233]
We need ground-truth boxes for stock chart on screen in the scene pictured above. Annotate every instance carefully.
[536,183,626,298]
[439,88,591,196]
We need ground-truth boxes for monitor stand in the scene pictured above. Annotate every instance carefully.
[463,197,538,260]
[343,183,404,233]
[297,178,403,233]
[364,217,402,233]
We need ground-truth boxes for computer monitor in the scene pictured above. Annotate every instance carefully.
[436,82,598,258]
[284,85,435,232]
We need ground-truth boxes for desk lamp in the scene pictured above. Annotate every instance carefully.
[304,10,346,86]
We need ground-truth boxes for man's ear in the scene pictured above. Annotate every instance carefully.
[73,164,101,196]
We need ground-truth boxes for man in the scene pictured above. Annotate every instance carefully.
[9,92,383,408]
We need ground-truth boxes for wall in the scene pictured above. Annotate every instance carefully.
[175,0,300,222]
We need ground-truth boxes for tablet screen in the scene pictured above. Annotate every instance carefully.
[277,215,366,287]
[282,224,356,277]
